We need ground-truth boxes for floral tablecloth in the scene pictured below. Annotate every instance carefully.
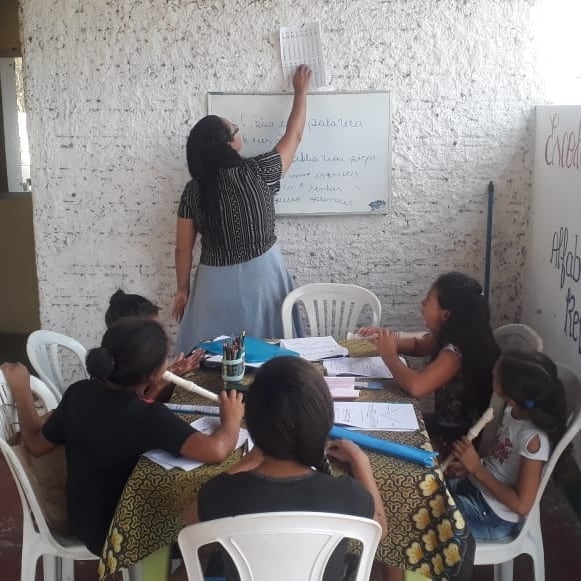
[98,341,471,580]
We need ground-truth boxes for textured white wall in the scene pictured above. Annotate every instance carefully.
[19,0,548,349]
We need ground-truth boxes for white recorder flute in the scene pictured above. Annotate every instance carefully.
[439,407,494,472]
[163,370,219,403]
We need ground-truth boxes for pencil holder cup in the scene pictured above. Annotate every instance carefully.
[222,352,245,383]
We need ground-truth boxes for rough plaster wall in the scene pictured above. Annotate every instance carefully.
[19,0,547,349]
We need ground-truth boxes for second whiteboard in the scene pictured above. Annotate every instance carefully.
[208,92,391,215]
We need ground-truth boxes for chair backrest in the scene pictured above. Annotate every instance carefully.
[178,511,381,581]
[281,283,382,339]
[517,362,581,538]
[0,370,59,541]
[493,323,543,353]
[27,329,88,399]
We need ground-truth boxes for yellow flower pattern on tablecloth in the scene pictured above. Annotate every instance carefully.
[415,563,433,578]
[429,494,446,518]
[419,474,439,496]
[422,529,438,552]
[412,508,431,530]
[106,551,118,572]
[405,542,425,564]
[437,519,454,543]
[110,527,124,553]
[444,542,462,567]
[452,509,465,531]
[432,554,444,576]
[97,357,473,581]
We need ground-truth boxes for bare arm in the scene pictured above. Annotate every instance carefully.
[370,330,461,398]
[454,436,544,516]
[1,363,56,457]
[179,390,244,463]
[275,65,311,173]
[327,440,388,539]
[173,217,197,322]
[359,327,435,357]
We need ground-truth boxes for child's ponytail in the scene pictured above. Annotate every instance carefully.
[86,347,115,380]
[86,317,168,388]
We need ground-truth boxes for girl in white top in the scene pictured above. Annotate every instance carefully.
[447,350,567,539]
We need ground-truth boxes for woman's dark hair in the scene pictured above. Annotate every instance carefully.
[186,115,242,217]
[433,272,500,418]
[497,350,567,447]
[245,356,334,468]
[86,318,168,387]
[105,289,160,328]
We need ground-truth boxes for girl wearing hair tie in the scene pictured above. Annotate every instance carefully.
[445,350,567,539]
[0,317,244,556]
[360,272,500,443]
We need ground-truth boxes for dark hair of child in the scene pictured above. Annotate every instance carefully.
[86,317,168,388]
[497,350,567,447]
[105,289,160,328]
[186,115,243,217]
[433,272,500,417]
[244,356,334,469]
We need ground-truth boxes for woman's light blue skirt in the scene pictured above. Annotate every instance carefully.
[175,244,298,354]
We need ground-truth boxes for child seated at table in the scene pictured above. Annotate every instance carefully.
[1,317,244,556]
[105,289,205,401]
[446,350,566,539]
[184,356,388,581]
[360,272,500,443]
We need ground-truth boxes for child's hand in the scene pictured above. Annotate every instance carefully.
[169,349,205,376]
[0,362,31,398]
[452,437,482,475]
[445,459,468,478]
[371,328,398,358]
[358,326,382,339]
[327,439,369,466]
[219,389,245,427]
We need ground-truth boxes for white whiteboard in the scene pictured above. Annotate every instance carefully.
[522,105,581,376]
[208,92,390,215]
[522,105,581,466]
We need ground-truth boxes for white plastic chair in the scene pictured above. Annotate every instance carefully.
[493,324,543,353]
[474,362,581,581]
[281,283,382,339]
[0,370,130,581]
[26,330,88,400]
[177,511,382,581]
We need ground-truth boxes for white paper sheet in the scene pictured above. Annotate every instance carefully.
[279,22,327,88]
[280,336,349,361]
[333,402,419,431]
[324,376,358,399]
[144,417,248,471]
[323,356,401,378]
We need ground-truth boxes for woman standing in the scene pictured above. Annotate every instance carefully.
[173,65,311,352]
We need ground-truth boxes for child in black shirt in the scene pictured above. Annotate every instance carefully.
[1,317,243,555]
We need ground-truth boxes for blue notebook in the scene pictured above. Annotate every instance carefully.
[198,337,299,364]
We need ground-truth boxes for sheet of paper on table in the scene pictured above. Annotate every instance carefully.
[280,336,349,361]
[324,356,405,378]
[144,417,249,471]
[324,376,359,399]
[333,402,419,431]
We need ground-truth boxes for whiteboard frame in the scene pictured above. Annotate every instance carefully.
[207,91,391,217]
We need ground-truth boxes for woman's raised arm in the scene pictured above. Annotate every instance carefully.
[275,64,312,173]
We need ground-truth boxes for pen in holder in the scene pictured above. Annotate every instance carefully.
[222,333,245,384]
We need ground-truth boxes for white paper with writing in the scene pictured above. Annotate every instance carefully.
[333,402,419,431]
[279,22,326,88]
